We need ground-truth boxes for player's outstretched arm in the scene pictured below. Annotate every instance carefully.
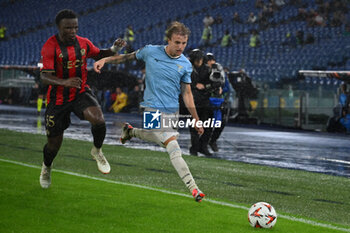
[93,52,136,73]
[181,82,204,135]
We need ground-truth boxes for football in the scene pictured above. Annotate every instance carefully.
[248,202,277,228]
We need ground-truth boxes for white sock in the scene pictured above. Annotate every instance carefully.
[166,140,198,193]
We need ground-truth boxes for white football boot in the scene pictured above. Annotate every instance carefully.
[39,162,52,189]
[91,146,111,174]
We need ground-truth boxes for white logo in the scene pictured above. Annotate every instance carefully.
[163,118,221,129]
[143,110,161,129]
[143,110,222,129]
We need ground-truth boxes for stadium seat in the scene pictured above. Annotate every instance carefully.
[1,0,349,84]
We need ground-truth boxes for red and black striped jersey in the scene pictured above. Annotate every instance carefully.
[40,35,100,105]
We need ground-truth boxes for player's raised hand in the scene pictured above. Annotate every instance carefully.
[64,77,81,89]
[110,38,127,53]
[114,38,127,49]
[93,59,106,73]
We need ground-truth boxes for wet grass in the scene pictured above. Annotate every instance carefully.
[0,129,349,232]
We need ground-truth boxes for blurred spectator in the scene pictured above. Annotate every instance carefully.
[214,14,223,24]
[34,67,47,115]
[203,14,214,27]
[296,30,304,45]
[330,11,345,27]
[109,87,128,113]
[308,10,326,27]
[221,29,234,47]
[281,32,296,47]
[227,0,235,6]
[331,0,348,14]
[102,88,112,112]
[258,12,269,30]
[163,21,171,42]
[327,84,349,133]
[125,85,141,113]
[255,0,264,9]
[232,12,242,24]
[124,25,135,52]
[304,33,315,44]
[344,24,350,36]
[123,25,135,71]
[200,25,212,48]
[247,12,257,24]
[274,0,286,8]
[339,84,350,133]
[290,0,304,7]
[317,2,330,18]
[339,83,348,109]
[0,24,7,40]
[339,114,350,133]
[314,13,326,26]
[262,3,275,17]
[296,7,308,21]
[249,30,260,47]
[282,30,304,46]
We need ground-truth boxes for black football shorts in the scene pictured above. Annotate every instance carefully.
[44,90,100,137]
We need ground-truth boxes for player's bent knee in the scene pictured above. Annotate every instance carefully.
[96,114,105,124]
[91,116,105,126]
[84,107,105,125]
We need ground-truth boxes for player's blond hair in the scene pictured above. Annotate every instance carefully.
[165,21,191,40]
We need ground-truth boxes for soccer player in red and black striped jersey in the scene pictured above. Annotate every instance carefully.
[39,9,125,188]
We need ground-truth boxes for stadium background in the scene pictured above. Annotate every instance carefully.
[1,0,350,131]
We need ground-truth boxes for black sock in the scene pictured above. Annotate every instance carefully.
[43,144,57,167]
[91,123,106,148]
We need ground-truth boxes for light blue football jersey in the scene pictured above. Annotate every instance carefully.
[136,45,192,113]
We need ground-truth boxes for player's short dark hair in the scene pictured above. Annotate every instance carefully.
[166,21,191,40]
[55,9,78,26]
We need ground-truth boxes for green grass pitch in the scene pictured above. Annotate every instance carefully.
[0,129,349,232]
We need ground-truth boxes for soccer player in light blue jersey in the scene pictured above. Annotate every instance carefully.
[94,21,205,202]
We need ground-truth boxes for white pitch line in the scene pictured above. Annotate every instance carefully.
[321,158,350,166]
[1,158,349,233]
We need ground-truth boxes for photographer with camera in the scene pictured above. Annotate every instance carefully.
[206,53,230,152]
[187,49,214,156]
[229,69,258,122]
